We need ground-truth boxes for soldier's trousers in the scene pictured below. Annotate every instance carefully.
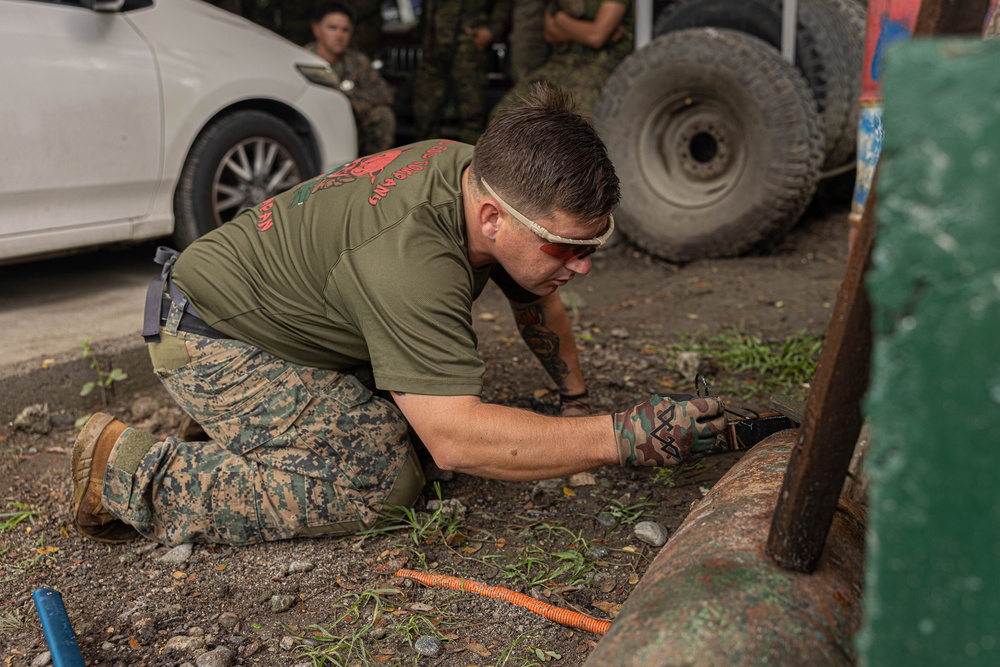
[413,35,489,144]
[100,329,425,546]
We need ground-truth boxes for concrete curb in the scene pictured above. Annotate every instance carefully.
[0,334,159,424]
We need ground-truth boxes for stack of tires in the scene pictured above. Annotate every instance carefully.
[594,0,865,263]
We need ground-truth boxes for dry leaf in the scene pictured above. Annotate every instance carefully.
[568,472,596,487]
[592,600,622,618]
[621,546,636,553]
[171,571,186,579]
[628,573,639,585]
[477,312,497,321]
[464,641,492,657]
[445,532,467,547]
[461,544,481,554]
[407,602,436,612]
[129,637,142,650]
[687,313,699,319]
[533,388,550,399]
[495,537,506,548]
[562,487,576,497]
[599,578,616,593]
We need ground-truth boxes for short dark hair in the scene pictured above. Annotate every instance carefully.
[470,82,620,226]
[312,1,356,25]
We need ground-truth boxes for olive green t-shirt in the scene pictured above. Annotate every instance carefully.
[172,140,533,396]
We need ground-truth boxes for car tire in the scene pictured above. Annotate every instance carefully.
[652,0,858,170]
[172,110,315,249]
[594,28,824,264]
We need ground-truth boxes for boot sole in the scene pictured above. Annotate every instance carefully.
[71,413,140,543]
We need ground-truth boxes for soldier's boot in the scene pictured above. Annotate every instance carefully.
[72,413,141,543]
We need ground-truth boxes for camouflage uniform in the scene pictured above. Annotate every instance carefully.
[509,0,549,80]
[308,44,397,154]
[349,0,385,59]
[493,0,632,119]
[101,328,425,546]
[413,0,512,143]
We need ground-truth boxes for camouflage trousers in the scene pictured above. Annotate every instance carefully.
[509,0,550,81]
[413,34,490,144]
[356,103,397,156]
[101,329,425,546]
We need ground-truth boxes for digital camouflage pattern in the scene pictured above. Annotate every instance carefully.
[414,0,511,143]
[307,45,397,154]
[101,331,423,546]
[613,395,725,467]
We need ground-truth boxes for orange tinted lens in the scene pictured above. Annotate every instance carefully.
[541,243,598,261]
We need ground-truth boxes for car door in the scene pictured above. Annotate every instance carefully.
[0,0,161,260]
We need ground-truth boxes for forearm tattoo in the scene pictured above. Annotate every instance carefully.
[512,303,571,392]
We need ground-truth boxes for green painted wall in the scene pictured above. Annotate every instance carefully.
[861,38,1000,665]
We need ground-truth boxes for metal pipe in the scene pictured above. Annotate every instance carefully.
[781,0,798,63]
[585,430,866,666]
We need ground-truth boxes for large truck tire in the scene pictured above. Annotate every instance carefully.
[594,29,824,263]
[653,0,859,171]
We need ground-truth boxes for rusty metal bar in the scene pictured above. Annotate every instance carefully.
[766,0,994,573]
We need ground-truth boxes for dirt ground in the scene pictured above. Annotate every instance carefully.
[0,192,851,667]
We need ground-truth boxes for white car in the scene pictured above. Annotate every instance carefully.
[0,0,357,264]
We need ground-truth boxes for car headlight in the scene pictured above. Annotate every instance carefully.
[296,64,342,90]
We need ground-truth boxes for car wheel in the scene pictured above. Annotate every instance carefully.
[172,110,315,248]
[652,0,859,170]
[594,29,824,264]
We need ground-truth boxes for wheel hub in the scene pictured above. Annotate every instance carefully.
[640,93,747,209]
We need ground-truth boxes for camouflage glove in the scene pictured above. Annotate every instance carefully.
[559,390,592,417]
[613,395,726,467]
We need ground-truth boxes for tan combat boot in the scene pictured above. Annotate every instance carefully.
[71,413,140,543]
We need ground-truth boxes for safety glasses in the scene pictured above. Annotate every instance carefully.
[481,179,614,261]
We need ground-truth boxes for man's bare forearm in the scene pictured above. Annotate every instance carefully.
[394,391,618,480]
[510,292,585,395]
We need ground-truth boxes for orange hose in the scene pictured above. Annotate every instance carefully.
[395,568,612,635]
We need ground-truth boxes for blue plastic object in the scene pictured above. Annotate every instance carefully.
[31,589,85,667]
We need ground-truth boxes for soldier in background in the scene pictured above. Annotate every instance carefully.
[493,0,631,119]
[413,0,512,143]
[509,0,549,80]
[308,2,397,154]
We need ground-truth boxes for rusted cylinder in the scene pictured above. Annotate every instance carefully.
[585,430,866,667]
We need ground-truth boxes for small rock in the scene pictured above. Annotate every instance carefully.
[270,594,297,613]
[675,351,701,381]
[288,560,314,574]
[130,396,160,420]
[164,635,206,652]
[425,498,466,519]
[217,612,240,629]
[14,404,51,434]
[413,635,443,658]
[279,635,297,651]
[610,327,630,339]
[158,543,194,564]
[595,512,617,528]
[634,521,669,547]
[568,472,596,487]
[30,651,52,667]
[195,646,235,667]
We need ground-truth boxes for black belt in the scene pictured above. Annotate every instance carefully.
[142,246,229,342]
[158,294,229,340]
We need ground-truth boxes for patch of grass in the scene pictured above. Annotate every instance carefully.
[0,502,39,532]
[668,327,823,400]
[294,587,442,666]
[652,461,707,488]
[599,499,658,527]
[361,482,464,547]
[500,529,596,589]
[0,610,27,632]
